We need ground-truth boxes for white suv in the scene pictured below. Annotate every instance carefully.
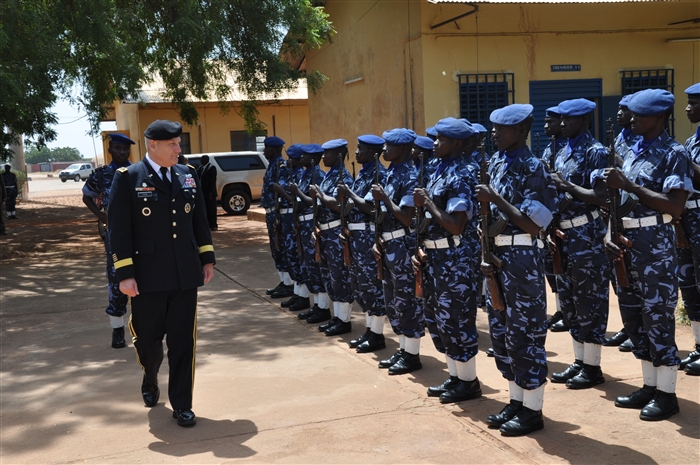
[59,163,94,182]
[185,152,268,215]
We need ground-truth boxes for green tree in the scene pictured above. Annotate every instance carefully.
[0,0,333,161]
[25,146,84,164]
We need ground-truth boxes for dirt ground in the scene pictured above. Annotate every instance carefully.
[0,192,268,262]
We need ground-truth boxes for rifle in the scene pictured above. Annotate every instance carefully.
[535,133,541,159]
[548,136,567,275]
[373,152,386,280]
[338,152,352,267]
[273,159,283,250]
[414,153,428,299]
[312,158,323,263]
[479,142,506,311]
[606,120,632,288]
[292,167,304,257]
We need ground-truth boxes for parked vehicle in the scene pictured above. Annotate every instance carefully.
[59,163,94,182]
[185,152,268,215]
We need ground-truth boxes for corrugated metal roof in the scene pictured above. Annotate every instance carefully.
[428,0,678,3]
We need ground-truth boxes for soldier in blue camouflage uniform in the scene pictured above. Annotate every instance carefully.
[678,83,700,376]
[290,145,332,322]
[412,118,482,404]
[370,128,423,375]
[413,135,439,180]
[471,123,488,164]
[261,137,294,298]
[477,104,558,436]
[548,99,611,390]
[309,140,355,336]
[596,89,693,421]
[336,135,389,353]
[274,145,311,312]
[82,133,134,348]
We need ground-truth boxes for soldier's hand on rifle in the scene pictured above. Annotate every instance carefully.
[410,254,424,274]
[272,183,286,195]
[413,188,428,207]
[289,183,301,195]
[337,183,351,197]
[372,242,383,261]
[603,168,630,191]
[480,261,497,277]
[476,184,497,202]
[551,172,570,191]
[605,238,625,261]
[371,184,386,201]
[309,185,320,199]
[546,233,558,253]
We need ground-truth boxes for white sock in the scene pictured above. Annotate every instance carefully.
[293,282,301,295]
[642,360,657,387]
[455,357,477,382]
[318,292,330,309]
[523,385,545,411]
[572,339,584,361]
[337,302,351,323]
[370,315,385,335]
[583,343,602,366]
[282,272,293,286]
[365,313,372,328]
[399,334,406,350]
[556,294,562,313]
[332,301,339,317]
[404,336,421,355]
[656,365,678,394]
[446,355,458,377]
[278,271,285,281]
[692,321,700,345]
[509,381,524,402]
[311,293,319,306]
[109,316,124,329]
[298,283,310,298]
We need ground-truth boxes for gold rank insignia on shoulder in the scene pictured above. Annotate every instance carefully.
[117,167,128,173]
[112,253,118,262]
[187,164,195,169]
[184,203,191,213]
[142,207,152,216]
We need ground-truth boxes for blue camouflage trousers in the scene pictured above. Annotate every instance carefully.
[349,225,385,315]
[617,224,680,366]
[265,211,287,272]
[281,212,303,283]
[486,242,548,390]
[104,235,128,317]
[318,225,354,303]
[678,209,700,322]
[381,234,425,338]
[556,219,610,344]
[423,242,478,362]
[298,217,325,294]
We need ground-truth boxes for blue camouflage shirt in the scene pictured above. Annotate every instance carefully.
[365,161,417,232]
[297,165,325,215]
[261,156,291,208]
[541,137,566,171]
[685,127,700,201]
[615,128,639,161]
[349,161,387,224]
[317,165,353,224]
[82,161,131,211]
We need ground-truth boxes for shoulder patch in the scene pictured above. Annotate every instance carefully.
[117,167,128,173]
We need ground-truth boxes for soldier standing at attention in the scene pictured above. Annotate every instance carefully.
[2,165,18,219]
[477,104,558,436]
[261,137,294,299]
[413,118,482,403]
[548,99,611,389]
[678,82,700,376]
[309,139,355,335]
[371,128,423,375]
[596,89,692,421]
[412,136,439,180]
[108,120,215,427]
[336,135,388,352]
[196,155,218,231]
[82,133,134,348]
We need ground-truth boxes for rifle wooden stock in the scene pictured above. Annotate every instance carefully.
[674,220,690,249]
[314,228,322,263]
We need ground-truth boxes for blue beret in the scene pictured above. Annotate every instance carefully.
[144,120,182,140]
[286,144,303,159]
[414,136,435,151]
[557,99,596,117]
[358,134,385,146]
[301,144,324,155]
[108,133,135,145]
[471,123,487,133]
[264,136,285,147]
[435,117,475,140]
[426,126,438,137]
[619,94,633,107]
[545,107,561,118]
[685,83,700,97]
[321,139,348,150]
[628,89,675,116]
[382,128,417,145]
[490,104,534,126]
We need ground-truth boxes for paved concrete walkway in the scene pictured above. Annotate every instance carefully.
[1,235,699,464]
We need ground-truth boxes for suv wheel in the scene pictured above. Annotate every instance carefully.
[74,174,81,182]
[222,189,251,215]
[61,178,67,183]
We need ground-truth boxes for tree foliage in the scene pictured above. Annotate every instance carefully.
[1,0,334,161]
[24,146,85,164]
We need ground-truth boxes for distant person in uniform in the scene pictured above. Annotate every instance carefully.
[2,165,18,219]
[82,133,134,348]
[0,170,6,234]
[108,120,215,427]
[197,154,218,231]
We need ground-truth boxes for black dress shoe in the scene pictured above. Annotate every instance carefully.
[379,350,404,369]
[289,297,310,311]
[388,352,422,375]
[680,344,700,369]
[685,359,700,376]
[486,400,523,428]
[141,379,160,408]
[499,407,544,436]
[306,307,331,324]
[639,391,679,421]
[172,409,197,427]
[549,319,569,333]
[566,364,605,389]
[318,316,341,332]
[486,347,495,357]
[427,376,459,397]
[551,360,582,383]
[266,282,286,295]
[298,304,320,320]
[619,338,634,352]
[439,378,482,404]
[546,311,563,329]
[356,332,386,353]
[325,320,351,336]
[614,384,656,409]
[281,295,298,308]
[112,326,126,349]
[604,329,628,347]
[349,328,371,348]
[270,286,294,298]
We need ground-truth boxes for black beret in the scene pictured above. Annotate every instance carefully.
[144,120,183,140]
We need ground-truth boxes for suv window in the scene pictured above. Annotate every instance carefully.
[216,155,265,171]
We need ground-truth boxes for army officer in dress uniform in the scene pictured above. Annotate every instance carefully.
[108,120,215,427]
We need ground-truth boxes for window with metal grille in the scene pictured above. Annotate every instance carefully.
[458,73,515,153]
[180,133,191,154]
[621,69,675,137]
[230,130,267,151]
